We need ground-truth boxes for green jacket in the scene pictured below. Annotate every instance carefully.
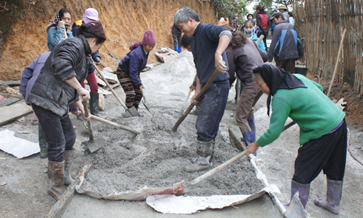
[257,74,345,147]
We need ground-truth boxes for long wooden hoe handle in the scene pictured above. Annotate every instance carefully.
[91,115,140,134]
[190,150,248,185]
[90,59,130,114]
[83,100,94,141]
[172,69,220,131]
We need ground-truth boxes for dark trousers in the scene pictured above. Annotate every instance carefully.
[293,119,347,184]
[262,34,268,52]
[196,80,229,141]
[32,104,76,162]
[276,59,296,74]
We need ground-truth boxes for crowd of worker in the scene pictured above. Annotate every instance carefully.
[20,4,346,216]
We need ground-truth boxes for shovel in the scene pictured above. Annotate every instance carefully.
[141,91,151,114]
[179,88,192,115]
[82,101,106,153]
[190,150,248,185]
[89,58,139,117]
[172,69,220,132]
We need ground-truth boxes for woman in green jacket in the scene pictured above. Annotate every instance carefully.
[248,63,346,215]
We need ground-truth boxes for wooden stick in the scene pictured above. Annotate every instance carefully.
[256,35,265,47]
[190,150,248,185]
[283,28,347,132]
[327,28,347,97]
[172,69,219,132]
[82,101,94,141]
[64,28,68,39]
[91,115,140,134]
[185,89,192,103]
[90,59,133,116]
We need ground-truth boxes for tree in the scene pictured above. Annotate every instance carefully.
[210,0,249,20]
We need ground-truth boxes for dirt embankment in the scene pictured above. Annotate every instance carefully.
[0,0,216,81]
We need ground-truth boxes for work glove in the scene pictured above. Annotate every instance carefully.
[94,57,101,65]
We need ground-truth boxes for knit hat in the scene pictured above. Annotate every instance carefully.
[140,29,156,45]
[83,8,99,24]
[78,21,107,40]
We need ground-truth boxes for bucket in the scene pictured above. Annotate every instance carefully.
[295,67,308,76]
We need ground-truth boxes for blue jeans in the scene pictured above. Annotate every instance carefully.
[196,80,229,141]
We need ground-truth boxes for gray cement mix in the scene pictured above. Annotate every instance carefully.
[78,51,263,197]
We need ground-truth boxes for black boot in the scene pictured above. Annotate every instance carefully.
[90,93,103,118]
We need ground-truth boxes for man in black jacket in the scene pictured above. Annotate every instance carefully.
[268,12,304,74]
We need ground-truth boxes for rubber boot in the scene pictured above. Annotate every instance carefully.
[38,123,48,159]
[190,104,200,115]
[184,140,214,173]
[90,93,103,118]
[314,179,343,214]
[174,46,178,52]
[242,130,256,155]
[48,161,65,200]
[63,150,75,186]
[290,180,310,208]
[247,118,255,131]
[178,46,182,53]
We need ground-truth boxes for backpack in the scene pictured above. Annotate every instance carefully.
[260,14,269,30]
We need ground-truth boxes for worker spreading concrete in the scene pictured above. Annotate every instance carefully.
[174,7,231,172]
[248,63,347,214]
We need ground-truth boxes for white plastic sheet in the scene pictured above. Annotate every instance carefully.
[0,129,39,158]
[146,185,279,214]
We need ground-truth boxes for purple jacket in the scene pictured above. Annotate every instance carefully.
[20,52,51,104]
[118,45,148,86]
[20,52,78,112]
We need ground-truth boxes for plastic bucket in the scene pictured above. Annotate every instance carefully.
[295,67,308,76]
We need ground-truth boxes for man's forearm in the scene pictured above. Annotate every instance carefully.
[215,35,230,56]
[196,76,201,92]
[65,77,83,92]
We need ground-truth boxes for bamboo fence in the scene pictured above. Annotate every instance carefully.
[293,0,363,94]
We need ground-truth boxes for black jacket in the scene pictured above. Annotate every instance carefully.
[267,20,304,61]
[28,35,92,117]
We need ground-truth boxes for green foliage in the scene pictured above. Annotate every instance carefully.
[210,0,249,20]
[273,0,295,5]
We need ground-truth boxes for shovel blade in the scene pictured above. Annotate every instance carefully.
[128,106,140,117]
[228,128,246,152]
[86,139,106,153]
